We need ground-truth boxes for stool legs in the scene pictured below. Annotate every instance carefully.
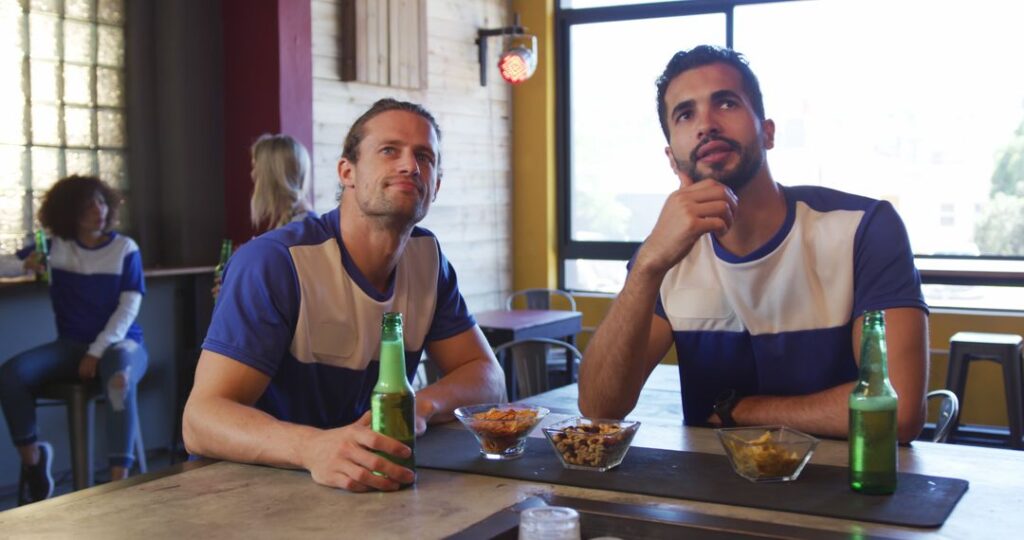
[945,342,971,438]
[134,408,148,473]
[65,385,96,490]
[1004,347,1024,449]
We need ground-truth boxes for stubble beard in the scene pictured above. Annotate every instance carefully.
[356,183,429,228]
[675,137,763,193]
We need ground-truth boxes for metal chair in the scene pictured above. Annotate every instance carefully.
[926,389,960,443]
[504,289,579,392]
[493,337,583,399]
[505,288,577,312]
[37,380,148,490]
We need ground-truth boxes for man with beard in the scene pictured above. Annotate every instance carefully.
[578,46,928,444]
[184,99,505,492]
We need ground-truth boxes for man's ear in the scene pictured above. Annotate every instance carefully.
[665,146,679,174]
[337,158,356,190]
[432,172,442,202]
[761,118,776,150]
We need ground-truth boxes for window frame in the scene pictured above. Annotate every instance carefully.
[555,0,1024,293]
[0,0,128,255]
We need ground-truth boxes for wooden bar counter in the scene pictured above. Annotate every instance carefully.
[1,366,1021,539]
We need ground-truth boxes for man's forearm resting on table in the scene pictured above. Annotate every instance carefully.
[418,356,505,424]
[183,394,320,469]
[729,384,855,439]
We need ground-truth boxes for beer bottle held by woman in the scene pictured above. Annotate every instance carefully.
[34,229,51,284]
[849,310,898,494]
[212,238,232,302]
[371,312,416,484]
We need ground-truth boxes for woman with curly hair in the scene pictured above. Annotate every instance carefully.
[0,175,148,505]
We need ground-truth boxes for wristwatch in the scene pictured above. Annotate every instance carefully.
[713,389,741,428]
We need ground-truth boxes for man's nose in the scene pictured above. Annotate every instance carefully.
[396,150,420,176]
[696,110,721,141]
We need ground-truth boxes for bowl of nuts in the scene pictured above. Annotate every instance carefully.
[542,417,640,472]
[454,403,549,460]
[716,426,818,482]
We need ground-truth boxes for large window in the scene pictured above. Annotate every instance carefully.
[0,0,126,255]
[558,0,1024,309]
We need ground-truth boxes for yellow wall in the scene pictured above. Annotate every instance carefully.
[511,0,558,291]
[510,0,1022,428]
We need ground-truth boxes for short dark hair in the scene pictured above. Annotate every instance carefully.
[38,175,121,239]
[655,45,765,141]
[341,98,442,164]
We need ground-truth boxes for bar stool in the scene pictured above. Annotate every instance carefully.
[37,380,148,490]
[946,332,1023,449]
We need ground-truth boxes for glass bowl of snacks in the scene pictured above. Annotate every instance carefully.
[542,417,641,472]
[454,403,550,460]
[716,426,819,482]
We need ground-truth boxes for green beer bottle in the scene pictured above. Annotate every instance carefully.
[34,229,51,284]
[212,239,232,301]
[849,310,898,494]
[371,312,416,483]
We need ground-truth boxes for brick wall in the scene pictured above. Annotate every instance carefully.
[310,0,513,311]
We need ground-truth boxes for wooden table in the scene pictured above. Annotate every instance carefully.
[2,365,1022,539]
[475,309,583,399]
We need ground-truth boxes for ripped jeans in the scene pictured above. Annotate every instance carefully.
[0,338,148,468]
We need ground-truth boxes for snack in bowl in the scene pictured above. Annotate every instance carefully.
[542,417,640,472]
[454,404,549,460]
[716,426,818,482]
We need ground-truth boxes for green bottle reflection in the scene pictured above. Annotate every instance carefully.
[371,312,416,484]
[849,310,898,494]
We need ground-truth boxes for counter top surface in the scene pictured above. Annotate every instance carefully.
[1,366,1020,539]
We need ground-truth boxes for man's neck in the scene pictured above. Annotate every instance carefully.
[338,206,412,294]
[714,170,786,258]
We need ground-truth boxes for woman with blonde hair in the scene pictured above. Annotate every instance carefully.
[213,134,316,299]
[249,133,315,229]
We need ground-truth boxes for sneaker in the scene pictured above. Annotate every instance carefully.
[18,441,54,505]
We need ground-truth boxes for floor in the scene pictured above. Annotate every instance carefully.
[0,449,179,512]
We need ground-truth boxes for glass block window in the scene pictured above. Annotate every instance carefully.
[0,0,126,254]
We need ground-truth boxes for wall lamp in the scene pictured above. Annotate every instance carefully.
[476,13,537,86]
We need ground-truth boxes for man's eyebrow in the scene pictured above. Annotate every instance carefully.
[670,89,745,119]
[711,89,743,102]
[670,99,695,119]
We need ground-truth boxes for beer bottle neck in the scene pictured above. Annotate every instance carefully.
[856,314,896,397]
[376,324,409,393]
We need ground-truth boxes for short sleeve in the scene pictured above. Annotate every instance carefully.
[202,237,302,377]
[851,201,928,317]
[425,245,475,342]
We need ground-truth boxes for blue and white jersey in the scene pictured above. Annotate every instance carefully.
[647,185,927,424]
[203,208,475,429]
[17,233,145,346]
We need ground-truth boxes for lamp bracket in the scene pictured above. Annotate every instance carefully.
[476,13,528,86]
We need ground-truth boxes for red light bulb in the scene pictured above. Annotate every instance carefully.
[498,47,535,84]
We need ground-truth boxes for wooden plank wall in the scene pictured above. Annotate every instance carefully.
[311,0,512,311]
